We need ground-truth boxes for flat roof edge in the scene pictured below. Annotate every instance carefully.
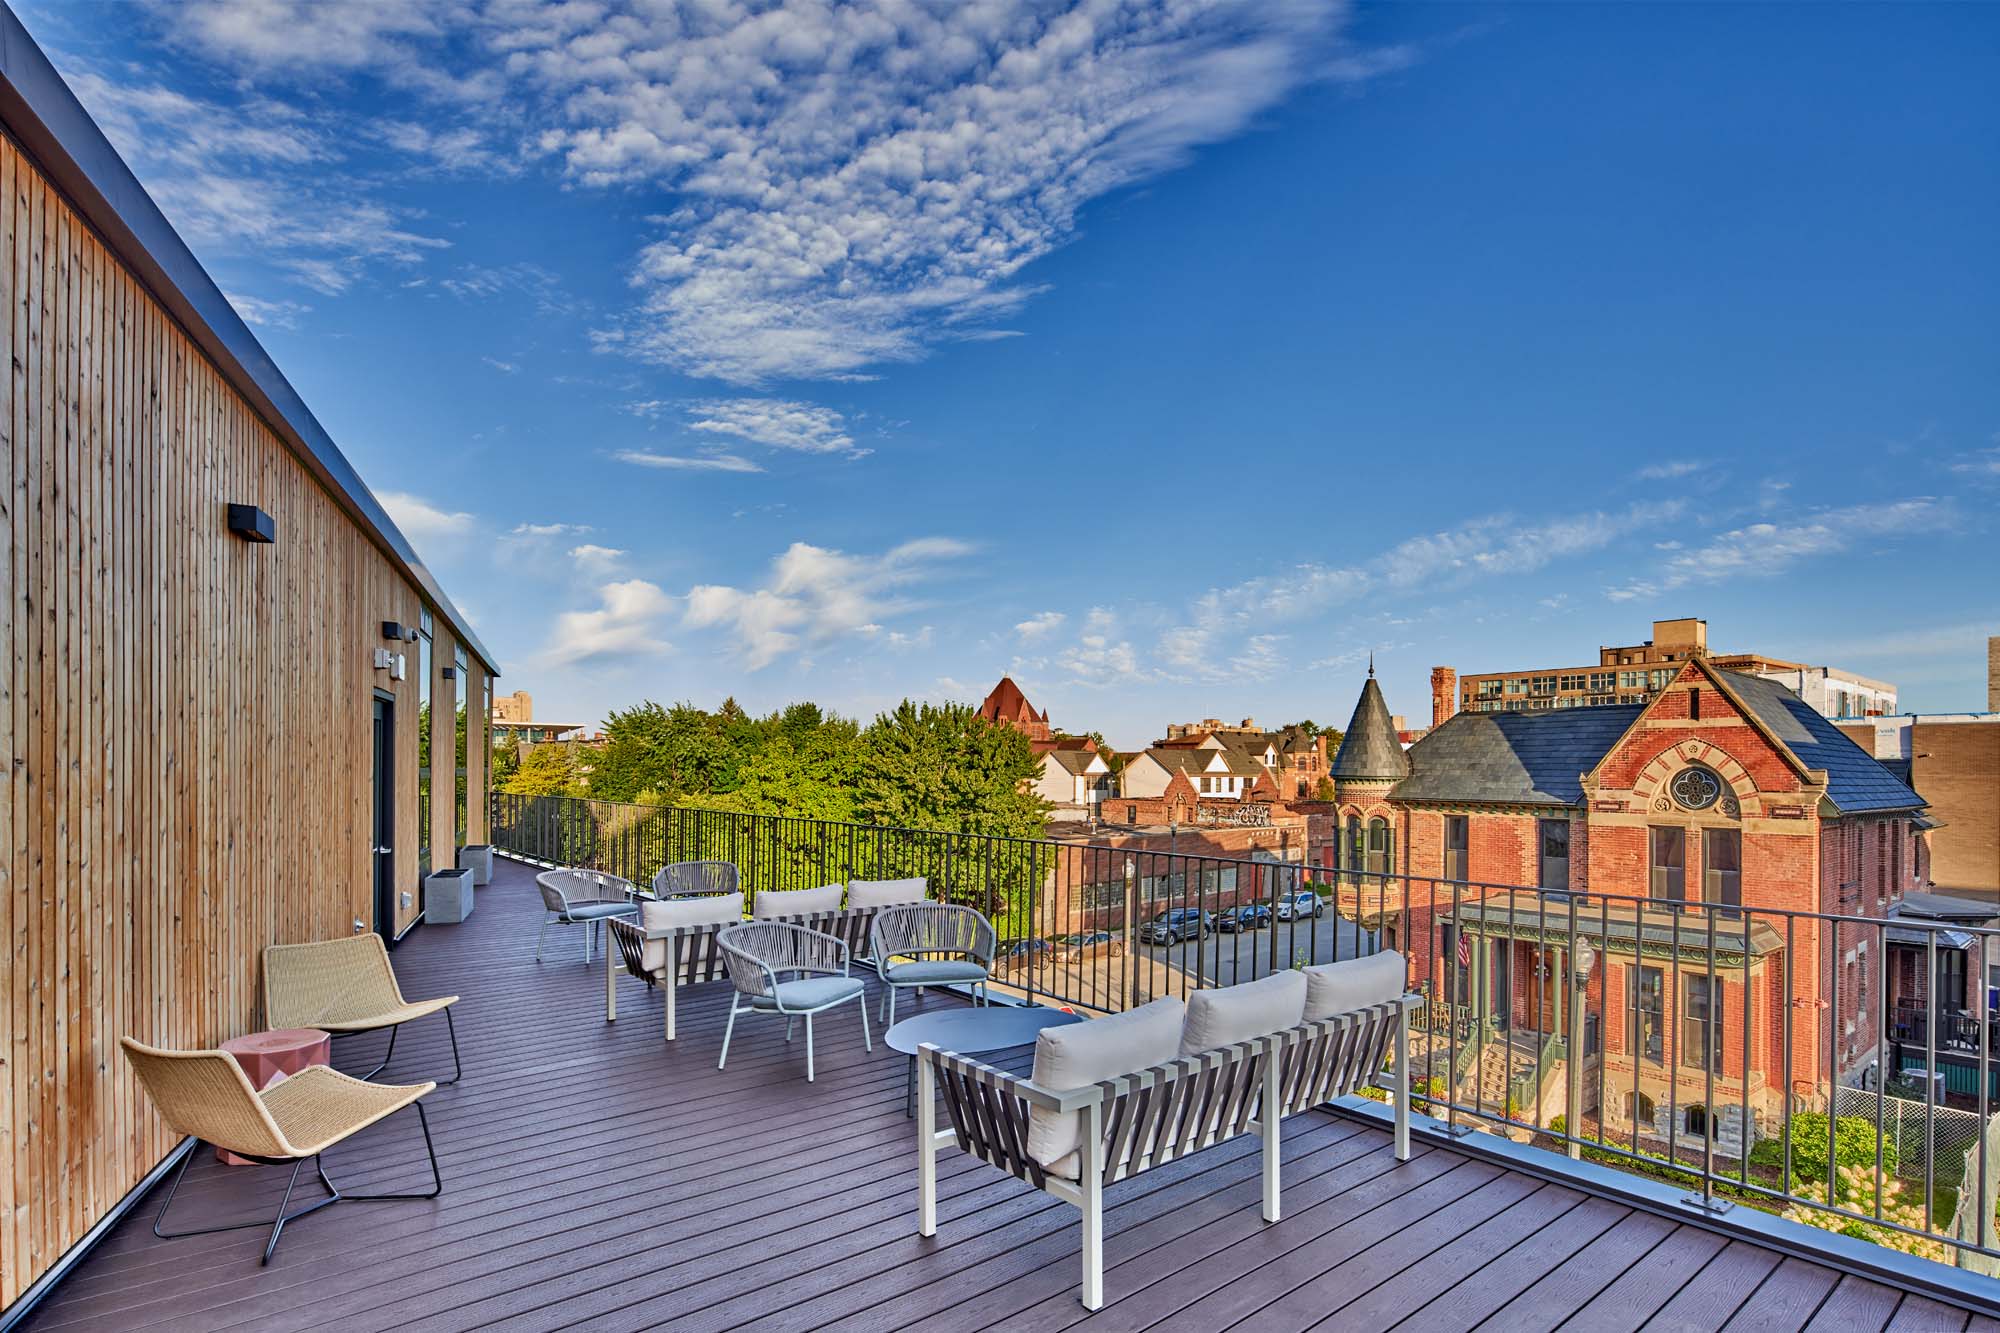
[0,5,498,674]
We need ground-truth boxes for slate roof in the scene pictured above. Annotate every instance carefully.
[1719,671,1927,814]
[1045,748,1104,777]
[1330,676,1410,782]
[1391,705,1644,807]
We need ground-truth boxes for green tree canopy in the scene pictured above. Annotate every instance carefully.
[856,701,1049,838]
[503,743,583,797]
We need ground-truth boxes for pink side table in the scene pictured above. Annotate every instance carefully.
[217,1028,331,1165]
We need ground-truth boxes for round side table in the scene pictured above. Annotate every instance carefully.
[217,1028,331,1164]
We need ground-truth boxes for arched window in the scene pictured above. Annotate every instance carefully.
[1366,817,1392,876]
[1345,816,1363,876]
[1626,1091,1656,1127]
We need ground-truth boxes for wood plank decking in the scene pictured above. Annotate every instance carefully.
[23,857,1996,1332]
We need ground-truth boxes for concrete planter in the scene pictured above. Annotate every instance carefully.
[425,867,475,924]
[459,844,494,886]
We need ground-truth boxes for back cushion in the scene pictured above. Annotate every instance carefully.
[847,877,927,909]
[1302,951,1406,1021]
[1026,997,1184,1177]
[1178,970,1308,1057]
[752,883,844,920]
[639,893,744,973]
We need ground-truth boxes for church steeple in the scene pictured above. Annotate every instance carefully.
[1330,673,1409,783]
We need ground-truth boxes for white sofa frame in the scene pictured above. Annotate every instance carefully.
[915,992,1419,1310]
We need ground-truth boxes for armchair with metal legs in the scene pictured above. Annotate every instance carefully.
[120,1038,442,1265]
[534,868,640,965]
[263,934,463,1085]
[870,902,996,1027]
[715,922,871,1082]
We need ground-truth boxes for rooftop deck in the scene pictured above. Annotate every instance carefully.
[26,858,2000,1332]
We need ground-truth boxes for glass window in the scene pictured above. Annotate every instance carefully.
[1444,815,1468,883]
[1704,828,1741,912]
[1630,966,1663,1063]
[1650,826,1686,901]
[1539,819,1570,892]
[417,615,434,879]
[1365,816,1392,876]
[454,645,470,848]
[1683,974,1723,1072]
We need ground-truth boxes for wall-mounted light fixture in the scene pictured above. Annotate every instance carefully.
[381,621,419,643]
[441,666,458,680]
[227,503,274,543]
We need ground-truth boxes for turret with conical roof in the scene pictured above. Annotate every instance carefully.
[1330,662,1410,785]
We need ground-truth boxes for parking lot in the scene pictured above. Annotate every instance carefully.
[1137,904,1378,987]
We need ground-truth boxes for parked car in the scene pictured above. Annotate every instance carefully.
[1274,890,1325,921]
[1057,930,1115,951]
[1138,908,1210,945]
[1217,903,1273,932]
[997,937,1051,963]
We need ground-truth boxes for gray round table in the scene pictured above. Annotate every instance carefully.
[885,1005,1085,1118]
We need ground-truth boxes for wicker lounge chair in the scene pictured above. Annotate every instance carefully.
[870,902,996,1025]
[650,859,739,899]
[263,934,462,1085]
[121,1037,442,1265]
[535,868,639,964]
[716,921,872,1081]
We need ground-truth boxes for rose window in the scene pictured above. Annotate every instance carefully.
[1669,765,1724,811]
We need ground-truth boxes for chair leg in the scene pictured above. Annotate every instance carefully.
[439,1006,463,1087]
[536,916,550,962]
[786,1016,797,1043]
[718,999,739,1070]
[805,1013,816,1082]
[859,994,873,1052]
[361,1024,400,1081]
[886,986,897,1029]
[319,1102,445,1202]
[584,919,593,966]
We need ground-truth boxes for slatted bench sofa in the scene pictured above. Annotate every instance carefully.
[604,871,929,1039]
[915,951,1417,1310]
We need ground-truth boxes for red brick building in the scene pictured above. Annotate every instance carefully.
[978,675,1053,744]
[1325,656,1935,1148]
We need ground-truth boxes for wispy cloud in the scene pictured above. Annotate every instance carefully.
[613,450,764,474]
[1637,459,1709,481]
[224,290,310,329]
[379,490,473,541]
[1015,611,1066,641]
[683,537,972,670]
[481,356,518,374]
[1605,498,1947,602]
[567,543,626,577]
[543,579,675,667]
[685,399,860,456]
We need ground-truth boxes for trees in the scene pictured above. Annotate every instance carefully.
[856,701,1049,839]
[588,701,732,802]
[503,743,584,796]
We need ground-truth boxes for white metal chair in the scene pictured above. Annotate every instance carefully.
[534,868,639,965]
[715,921,871,1081]
[870,902,996,1026]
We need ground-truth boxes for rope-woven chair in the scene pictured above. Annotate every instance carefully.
[120,1037,442,1265]
[263,934,462,1085]
[535,868,639,965]
[716,921,871,1081]
[870,903,996,1026]
[650,859,739,899]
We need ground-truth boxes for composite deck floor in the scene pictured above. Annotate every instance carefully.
[27,858,1999,1332]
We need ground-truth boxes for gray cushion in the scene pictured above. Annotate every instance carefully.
[848,876,927,908]
[884,959,988,985]
[1026,996,1184,1179]
[1301,951,1406,1021]
[753,883,844,919]
[639,892,744,973]
[1179,970,1307,1057]
[566,901,637,922]
[750,975,865,1011]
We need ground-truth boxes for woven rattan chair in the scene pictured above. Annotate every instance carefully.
[535,868,640,964]
[650,859,739,899]
[871,903,996,1026]
[263,934,462,1085]
[121,1037,442,1265]
[716,921,871,1081]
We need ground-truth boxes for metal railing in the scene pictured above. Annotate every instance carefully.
[489,791,2000,1270]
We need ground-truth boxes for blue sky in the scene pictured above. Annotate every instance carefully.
[27,1,1998,747]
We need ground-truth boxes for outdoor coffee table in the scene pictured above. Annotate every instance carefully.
[885,1005,1085,1118]
[216,1028,330,1164]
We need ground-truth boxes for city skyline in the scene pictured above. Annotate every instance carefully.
[24,0,1999,742]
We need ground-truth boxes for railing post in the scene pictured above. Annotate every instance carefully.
[1566,898,1583,1161]
[1123,858,1138,1011]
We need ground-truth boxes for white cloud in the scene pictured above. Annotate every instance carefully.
[511,521,591,537]
[481,356,518,373]
[1058,634,1152,687]
[379,490,474,540]
[1016,611,1066,641]
[1949,445,2000,478]
[1636,459,1708,481]
[683,537,971,670]
[543,579,675,666]
[568,543,626,577]
[224,290,309,328]
[685,400,857,455]
[1605,498,1946,602]
[613,450,764,474]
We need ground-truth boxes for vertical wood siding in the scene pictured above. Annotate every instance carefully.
[0,135,473,1307]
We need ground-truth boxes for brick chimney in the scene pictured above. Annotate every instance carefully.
[1430,666,1457,729]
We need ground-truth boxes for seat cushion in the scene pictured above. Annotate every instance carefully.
[1179,970,1308,1057]
[750,975,866,1011]
[883,959,987,985]
[1026,996,1184,1179]
[848,876,927,909]
[567,901,637,922]
[1301,951,1406,1022]
[639,892,744,973]
[753,884,844,919]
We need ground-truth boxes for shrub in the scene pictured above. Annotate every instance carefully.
[1748,1112,1898,1185]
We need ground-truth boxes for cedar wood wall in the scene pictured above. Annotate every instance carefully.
[0,133,490,1306]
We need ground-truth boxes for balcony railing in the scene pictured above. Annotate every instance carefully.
[488,791,2000,1274]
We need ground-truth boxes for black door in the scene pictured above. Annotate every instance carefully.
[372,695,396,944]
